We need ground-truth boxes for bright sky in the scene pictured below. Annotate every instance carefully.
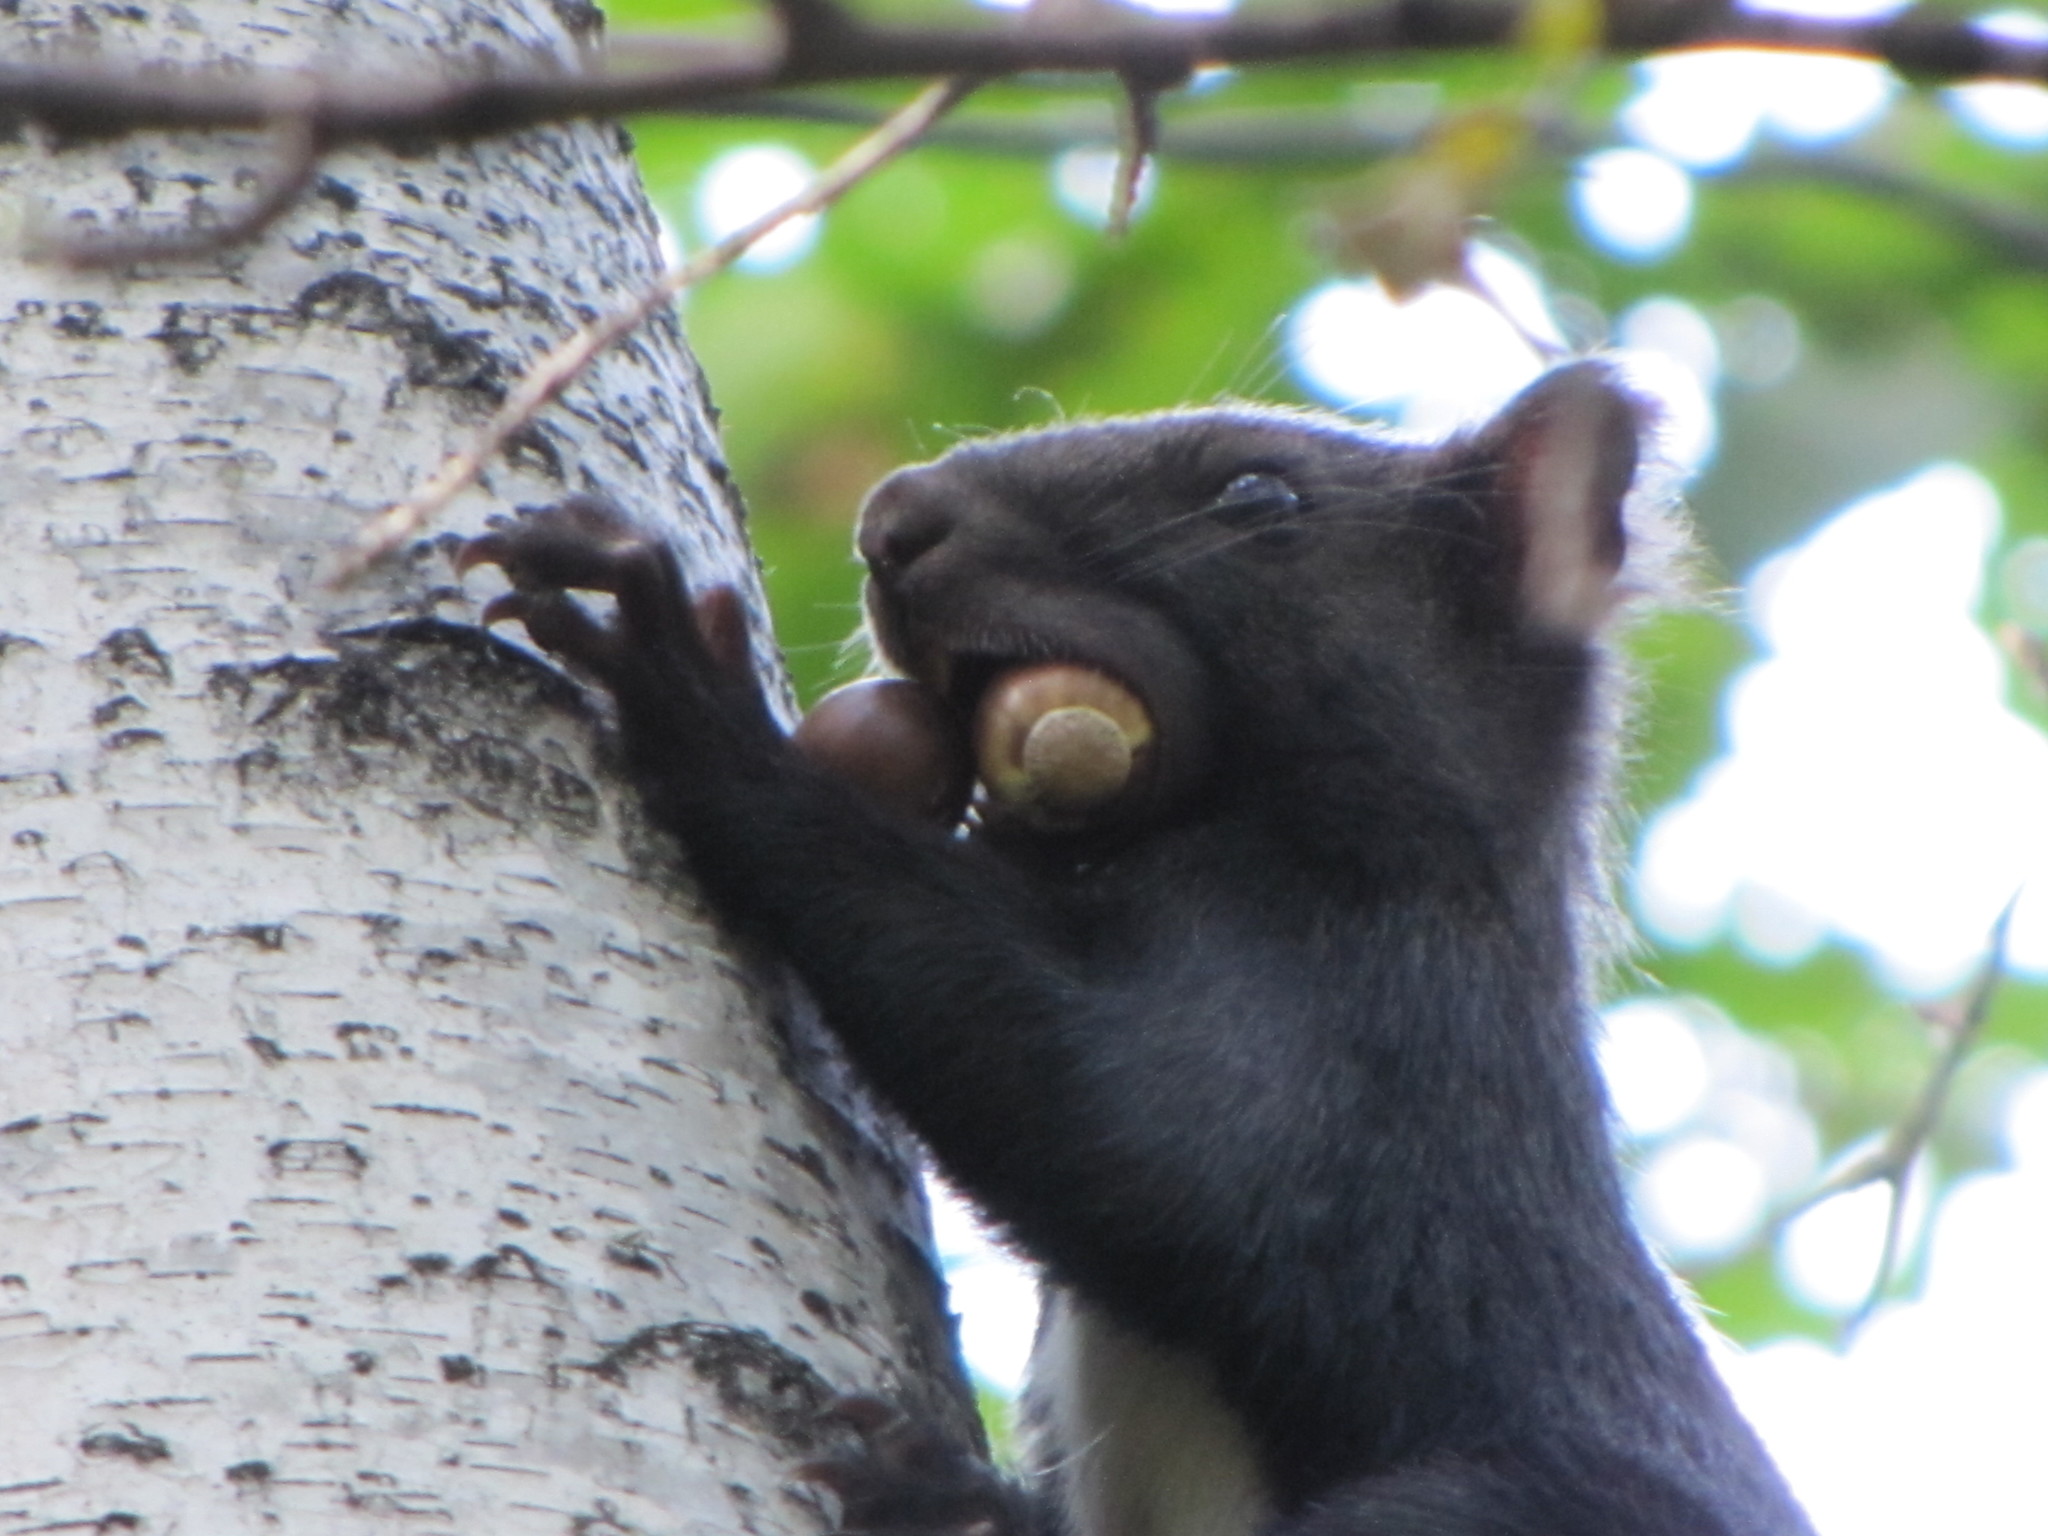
[1724,1071,2048,1536]
[1635,462,2048,995]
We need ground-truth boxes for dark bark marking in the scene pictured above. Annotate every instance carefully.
[579,1321,838,1450]
[79,1425,169,1463]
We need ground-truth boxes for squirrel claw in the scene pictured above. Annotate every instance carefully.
[479,590,529,628]
[458,495,658,599]
[455,530,509,577]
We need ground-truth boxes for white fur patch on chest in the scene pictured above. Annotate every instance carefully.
[1025,1291,1271,1536]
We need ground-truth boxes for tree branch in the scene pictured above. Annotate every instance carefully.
[8,0,2048,154]
[692,93,2048,274]
[1778,899,2014,1339]
[702,92,1428,161]
[1730,148,2048,272]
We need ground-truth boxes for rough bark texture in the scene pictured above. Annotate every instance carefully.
[0,3,972,1533]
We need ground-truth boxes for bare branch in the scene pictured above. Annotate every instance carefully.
[4,0,2038,275]
[702,92,1428,161]
[9,0,2048,156]
[1776,900,2014,1339]
[329,77,978,585]
[692,93,2048,274]
[1729,150,2048,273]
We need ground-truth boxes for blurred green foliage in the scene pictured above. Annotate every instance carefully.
[610,0,2048,1347]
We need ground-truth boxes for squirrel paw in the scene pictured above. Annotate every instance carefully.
[459,494,756,701]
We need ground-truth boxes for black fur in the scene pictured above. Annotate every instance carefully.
[465,363,1814,1536]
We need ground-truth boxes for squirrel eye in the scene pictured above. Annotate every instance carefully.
[1208,471,1305,543]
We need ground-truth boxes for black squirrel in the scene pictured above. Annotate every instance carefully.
[463,361,1816,1536]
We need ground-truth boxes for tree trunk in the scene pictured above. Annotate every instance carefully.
[0,3,973,1532]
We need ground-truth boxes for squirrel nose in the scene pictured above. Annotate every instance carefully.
[859,497,954,584]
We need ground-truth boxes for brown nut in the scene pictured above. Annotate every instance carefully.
[795,678,973,827]
[973,664,1153,824]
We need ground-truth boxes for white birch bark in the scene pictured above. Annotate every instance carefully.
[0,3,972,1533]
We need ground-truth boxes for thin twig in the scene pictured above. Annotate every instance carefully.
[1778,899,2015,1339]
[329,76,977,585]
[1109,76,1162,239]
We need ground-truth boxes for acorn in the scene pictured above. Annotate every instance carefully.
[973,663,1153,825]
[795,677,973,827]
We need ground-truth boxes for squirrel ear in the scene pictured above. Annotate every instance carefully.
[1468,362,1643,638]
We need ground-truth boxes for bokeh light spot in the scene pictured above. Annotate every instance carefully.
[1634,463,2048,992]
[1600,998,1711,1137]
[1287,269,1543,436]
[1623,48,1897,169]
[696,145,819,271]
[1637,1135,1771,1259]
[1053,148,1157,229]
[967,236,1076,339]
[1573,148,1693,261]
